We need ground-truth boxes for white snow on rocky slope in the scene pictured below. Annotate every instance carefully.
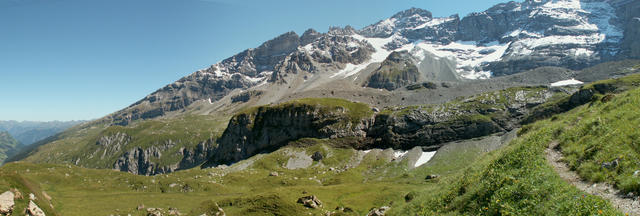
[393,150,409,159]
[414,151,437,168]
[413,41,511,79]
[408,17,457,30]
[508,0,623,57]
[190,0,625,85]
[330,34,414,79]
[550,78,584,86]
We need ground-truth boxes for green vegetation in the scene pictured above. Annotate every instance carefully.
[0,135,501,216]
[396,122,619,215]
[393,73,640,215]
[554,87,640,194]
[3,71,639,215]
[0,131,20,162]
[17,114,230,170]
[240,97,373,127]
[382,85,564,121]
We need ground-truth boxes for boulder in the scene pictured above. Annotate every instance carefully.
[269,172,279,177]
[0,191,15,215]
[25,200,45,216]
[311,152,324,161]
[168,207,181,215]
[146,208,164,216]
[601,159,619,170]
[10,188,22,200]
[367,206,390,216]
[425,174,440,180]
[297,195,323,209]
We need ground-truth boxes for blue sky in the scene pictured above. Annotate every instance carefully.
[0,0,510,121]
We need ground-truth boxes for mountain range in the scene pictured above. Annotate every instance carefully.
[2,0,640,215]
[0,120,85,145]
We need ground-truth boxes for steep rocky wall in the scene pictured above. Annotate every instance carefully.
[206,103,371,166]
[617,0,640,58]
[205,88,559,167]
[112,138,216,175]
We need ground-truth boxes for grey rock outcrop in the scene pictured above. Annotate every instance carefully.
[367,206,390,216]
[366,51,420,90]
[204,87,557,167]
[617,0,640,58]
[25,200,45,216]
[297,195,323,209]
[113,139,216,175]
[0,191,14,215]
[271,33,374,82]
[109,31,304,125]
[205,103,372,166]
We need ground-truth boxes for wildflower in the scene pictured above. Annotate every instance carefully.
[598,210,603,214]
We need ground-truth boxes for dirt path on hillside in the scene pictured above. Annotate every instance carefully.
[545,141,640,215]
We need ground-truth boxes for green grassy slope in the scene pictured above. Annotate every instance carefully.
[0,131,20,162]
[0,134,502,216]
[393,73,640,215]
[14,114,230,170]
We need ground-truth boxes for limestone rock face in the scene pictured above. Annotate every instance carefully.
[297,195,323,209]
[0,191,14,215]
[113,139,216,175]
[26,200,45,216]
[205,103,372,166]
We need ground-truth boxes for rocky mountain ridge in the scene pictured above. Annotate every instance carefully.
[7,0,640,176]
[0,120,84,145]
[103,0,639,126]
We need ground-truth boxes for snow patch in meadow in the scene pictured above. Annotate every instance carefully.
[414,151,437,168]
[550,78,584,87]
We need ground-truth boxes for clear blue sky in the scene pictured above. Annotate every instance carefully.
[0,0,510,121]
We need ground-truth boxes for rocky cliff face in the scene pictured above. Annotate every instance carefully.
[616,0,640,58]
[359,1,629,78]
[101,0,637,125]
[86,131,217,175]
[204,87,562,167]
[366,86,559,150]
[205,102,372,166]
[112,138,216,175]
[109,32,306,125]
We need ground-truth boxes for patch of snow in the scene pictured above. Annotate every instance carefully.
[573,48,593,56]
[514,34,605,49]
[330,34,399,78]
[414,151,437,168]
[506,29,544,39]
[302,43,314,52]
[550,78,584,87]
[413,40,510,79]
[529,0,623,43]
[408,17,456,30]
[393,150,408,159]
[243,74,265,83]
[581,1,624,41]
[363,150,372,154]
